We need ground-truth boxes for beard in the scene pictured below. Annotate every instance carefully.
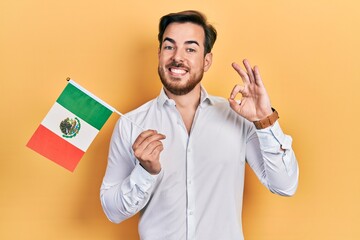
[158,60,204,96]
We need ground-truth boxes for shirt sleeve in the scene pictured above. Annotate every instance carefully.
[245,121,299,196]
[100,119,160,223]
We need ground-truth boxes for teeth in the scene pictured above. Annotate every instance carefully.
[170,68,187,74]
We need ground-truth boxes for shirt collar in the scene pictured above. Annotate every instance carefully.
[199,86,214,107]
[157,85,214,107]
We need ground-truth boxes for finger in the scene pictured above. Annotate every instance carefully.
[137,134,166,154]
[229,84,245,100]
[136,133,165,152]
[232,62,251,84]
[228,98,242,113]
[150,144,164,161]
[133,130,157,150]
[253,65,264,87]
[243,59,255,83]
[133,130,165,152]
[140,140,163,157]
[139,141,164,164]
[148,141,164,157]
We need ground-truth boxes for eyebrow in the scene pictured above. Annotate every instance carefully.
[163,37,200,46]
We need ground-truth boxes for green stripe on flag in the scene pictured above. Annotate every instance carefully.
[56,83,113,130]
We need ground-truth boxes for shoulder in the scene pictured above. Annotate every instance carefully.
[115,97,158,137]
[207,95,235,113]
[124,98,158,119]
[208,95,228,105]
[207,94,254,130]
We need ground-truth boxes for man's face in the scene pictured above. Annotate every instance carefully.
[158,22,212,96]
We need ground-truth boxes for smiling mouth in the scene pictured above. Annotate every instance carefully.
[169,67,188,76]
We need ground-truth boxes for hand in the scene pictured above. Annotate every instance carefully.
[228,59,273,121]
[132,130,166,175]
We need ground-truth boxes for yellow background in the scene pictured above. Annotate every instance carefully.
[1,0,359,239]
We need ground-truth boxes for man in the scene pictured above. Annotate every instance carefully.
[100,10,299,240]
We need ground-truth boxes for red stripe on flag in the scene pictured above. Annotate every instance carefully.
[27,125,85,172]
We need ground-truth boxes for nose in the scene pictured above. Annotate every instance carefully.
[171,48,184,62]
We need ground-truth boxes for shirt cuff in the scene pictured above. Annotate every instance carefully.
[130,162,160,192]
[255,121,293,151]
[256,121,295,176]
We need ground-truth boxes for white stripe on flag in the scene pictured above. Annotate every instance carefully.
[41,102,99,152]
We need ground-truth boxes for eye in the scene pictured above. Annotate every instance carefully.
[186,48,196,53]
[164,45,174,50]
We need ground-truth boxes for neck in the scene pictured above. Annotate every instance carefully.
[164,84,201,110]
[164,84,202,134]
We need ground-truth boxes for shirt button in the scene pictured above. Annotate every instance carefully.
[189,211,193,215]
[188,180,192,185]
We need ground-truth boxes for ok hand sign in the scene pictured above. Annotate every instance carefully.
[228,59,273,122]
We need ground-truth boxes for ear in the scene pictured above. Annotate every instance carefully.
[203,52,213,72]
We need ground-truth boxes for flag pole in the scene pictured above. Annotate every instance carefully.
[113,109,146,131]
[66,77,146,131]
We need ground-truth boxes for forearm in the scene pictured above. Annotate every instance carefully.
[247,121,299,196]
[100,162,159,223]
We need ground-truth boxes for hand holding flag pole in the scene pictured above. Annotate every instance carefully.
[27,78,145,172]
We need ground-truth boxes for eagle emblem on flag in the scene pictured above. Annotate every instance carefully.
[60,117,81,138]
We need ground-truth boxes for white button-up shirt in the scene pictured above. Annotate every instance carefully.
[100,86,299,240]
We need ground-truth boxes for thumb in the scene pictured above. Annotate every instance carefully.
[228,98,241,113]
[229,84,246,99]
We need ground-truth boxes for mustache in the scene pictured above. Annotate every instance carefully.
[166,60,188,69]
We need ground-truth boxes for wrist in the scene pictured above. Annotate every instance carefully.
[253,108,279,129]
[140,162,161,175]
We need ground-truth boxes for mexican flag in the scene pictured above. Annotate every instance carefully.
[27,80,114,172]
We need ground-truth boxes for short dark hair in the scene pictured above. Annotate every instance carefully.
[158,10,217,55]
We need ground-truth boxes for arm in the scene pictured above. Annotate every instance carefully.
[246,121,299,196]
[229,59,298,195]
[100,119,165,223]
